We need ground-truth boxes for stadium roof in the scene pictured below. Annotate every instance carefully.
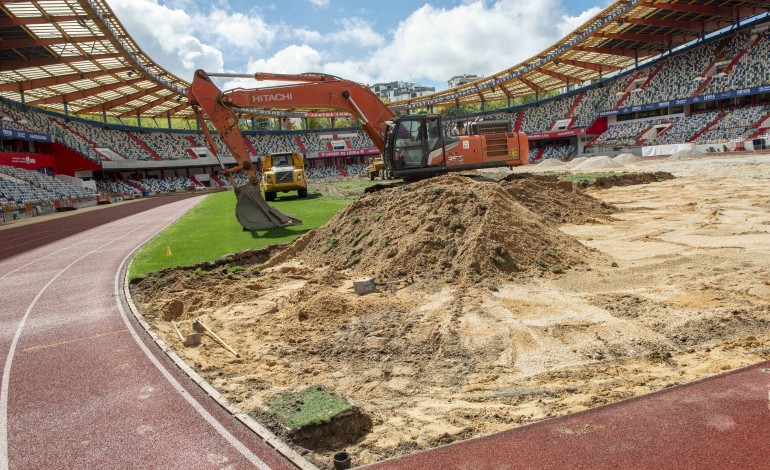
[0,0,190,118]
[391,0,770,110]
[0,1,768,118]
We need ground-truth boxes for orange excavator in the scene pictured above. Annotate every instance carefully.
[187,70,528,230]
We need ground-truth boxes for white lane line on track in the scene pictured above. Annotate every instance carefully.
[113,206,272,470]
[0,216,145,281]
[0,201,197,470]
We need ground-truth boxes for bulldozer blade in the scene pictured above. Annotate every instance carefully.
[234,182,301,230]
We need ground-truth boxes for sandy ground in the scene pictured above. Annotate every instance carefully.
[132,153,770,468]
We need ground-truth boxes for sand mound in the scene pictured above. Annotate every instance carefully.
[269,175,607,282]
[614,153,641,164]
[568,157,588,166]
[536,158,567,167]
[669,149,707,160]
[573,156,624,170]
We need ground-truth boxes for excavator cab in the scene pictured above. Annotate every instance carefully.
[384,115,447,175]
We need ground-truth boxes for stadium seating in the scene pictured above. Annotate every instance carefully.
[520,95,576,134]
[692,105,769,144]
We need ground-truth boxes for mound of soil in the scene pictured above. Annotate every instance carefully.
[614,153,641,164]
[573,156,624,170]
[588,172,675,189]
[669,149,707,160]
[568,156,588,166]
[536,158,567,167]
[268,175,609,282]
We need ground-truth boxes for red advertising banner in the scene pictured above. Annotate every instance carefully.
[527,128,587,140]
[317,148,379,158]
[0,153,56,171]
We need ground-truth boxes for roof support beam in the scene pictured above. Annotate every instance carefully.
[27,77,147,105]
[518,77,546,95]
[536,68,578,84]
[597,32,688,45]
[119,94,174,117]
[0,16,81,26]
[555,58,621,73]
[0,67,131,93]
[0,36,108,50]
[624,18,732,32]
[574,46,660,59]
[159,102,188,118]
[640,1,765,18]
[0,53,121,72]
[77,85,163,114]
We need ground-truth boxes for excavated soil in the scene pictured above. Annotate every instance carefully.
[132,157,770,469]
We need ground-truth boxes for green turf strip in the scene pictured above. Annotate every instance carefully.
[129,189,354,279]
[267,387,353,429]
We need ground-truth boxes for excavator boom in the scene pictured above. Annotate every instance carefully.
[187,69,396,231]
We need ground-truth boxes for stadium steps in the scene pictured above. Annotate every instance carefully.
[293,136,307,153]
[565,93,584,119]
[514,111,524,132]
[191,177,204,187]
[695,43,728,96]
[723,34,764,75]
[533,148,545,162]
[689,114,727,142]
[54,119,97,146]
[126,132,163,160]
[337,164,347,177]
[184,136,200,159]
[244,137,258,156]
[615,71,643,108]
[210,175,225,187]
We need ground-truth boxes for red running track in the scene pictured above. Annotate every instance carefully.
[0,196,296,469]
[366,361,770,469]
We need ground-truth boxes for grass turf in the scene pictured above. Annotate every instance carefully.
[266,387,353,429]
[129,189,354,279]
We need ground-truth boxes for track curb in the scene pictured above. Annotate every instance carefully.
[121,235,317,470]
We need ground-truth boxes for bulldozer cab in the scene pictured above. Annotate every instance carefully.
[384,115,445,170]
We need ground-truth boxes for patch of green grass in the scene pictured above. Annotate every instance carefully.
[322,237,338,253]
[490,255,507,266]
[561,172,619,183]
[473,274,483,283]
[550,263,565,274]
[266,387,353,429]
[373,210,385,222]
[379,238,389,249]
[431,187,445,195]
[349,215,360,225]
[129,191,353,279]
[352,228,372,247]
[488,284,500,292]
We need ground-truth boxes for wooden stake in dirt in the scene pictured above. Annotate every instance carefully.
[193,320,240,358]
[171,320,184,342]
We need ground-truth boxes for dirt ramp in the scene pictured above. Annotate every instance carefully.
[276,175,603,282]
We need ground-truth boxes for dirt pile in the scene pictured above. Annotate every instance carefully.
[269,175,610,282]
[670,149,707,160]
[573,156,624,170]
[614,153,641,164]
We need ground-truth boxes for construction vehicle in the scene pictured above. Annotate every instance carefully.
[366,155,392,181]
[188,70,528,230]
[261,151,308,200]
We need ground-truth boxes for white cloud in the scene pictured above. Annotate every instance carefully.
[308,0,329,6]
[222,45,325,90]
[363,0,589,87]
[108,0,223,81]
[326,18,385,47]
[558,6,603,37]
[192,8,276,51]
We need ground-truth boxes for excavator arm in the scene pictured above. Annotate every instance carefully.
[187,69,396,230]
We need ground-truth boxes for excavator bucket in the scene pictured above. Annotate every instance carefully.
[234,182,301,230]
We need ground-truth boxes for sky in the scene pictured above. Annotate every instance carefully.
[106,0,614,92]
